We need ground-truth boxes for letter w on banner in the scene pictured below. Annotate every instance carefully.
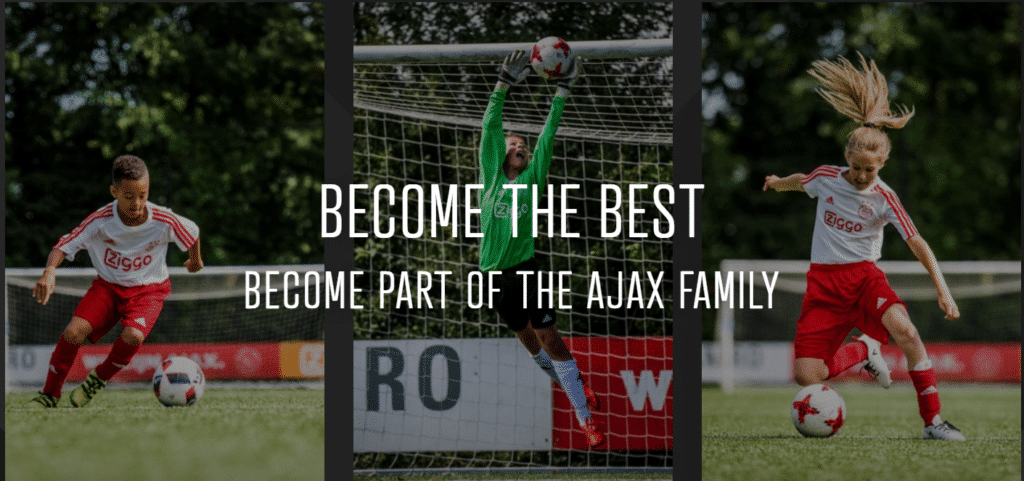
[552,336,673,451]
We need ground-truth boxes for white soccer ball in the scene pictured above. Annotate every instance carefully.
[531,36,574,80]
[791,383,846,437]
[153,356,206,407]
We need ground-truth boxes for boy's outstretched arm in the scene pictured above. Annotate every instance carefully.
[33,248,67,305]
[184,238,204,273]
[906,235,959,320]
[763,173,806,192]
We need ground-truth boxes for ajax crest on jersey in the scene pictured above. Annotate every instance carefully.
[153,356,206,407]
[531,37,573,80]
[791,383,846,437]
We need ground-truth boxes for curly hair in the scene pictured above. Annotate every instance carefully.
[111,155,149,185]
[808,52,914,161]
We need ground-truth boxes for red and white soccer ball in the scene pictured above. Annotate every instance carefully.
[153,356,206,407]
[531,36,573,80]
[791,383,846,437]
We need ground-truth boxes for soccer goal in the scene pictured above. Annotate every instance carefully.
[353,39,673,475]
[5,265,325,394]
[710,259,1022,392]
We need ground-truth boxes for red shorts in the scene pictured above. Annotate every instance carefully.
[794,261,902,360]
[73,277,171,344]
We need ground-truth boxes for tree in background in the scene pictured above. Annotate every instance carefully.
[6,3,325,267]
[354,2,672,46]
[702,3,1021,339]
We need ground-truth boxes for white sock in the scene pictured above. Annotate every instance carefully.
[550,358,590,425]
[912,358,932,371]
[532,350,560,384]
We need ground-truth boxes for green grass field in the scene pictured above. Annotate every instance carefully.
[6,387,324,481]
[703,384,1021,481]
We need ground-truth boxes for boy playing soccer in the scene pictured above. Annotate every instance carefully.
[479,50,603,447]
[29,155,203,408]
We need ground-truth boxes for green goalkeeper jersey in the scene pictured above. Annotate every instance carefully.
[478,89,565,272]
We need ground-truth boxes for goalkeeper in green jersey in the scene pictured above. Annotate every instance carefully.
[478,50,603,448]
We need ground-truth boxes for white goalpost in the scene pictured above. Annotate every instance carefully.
[711,259,1022,392]
[5,265,325,394]
[353,39,673,475]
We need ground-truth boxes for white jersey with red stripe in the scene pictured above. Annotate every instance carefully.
[54,200,200,287]
[800,165,918,264]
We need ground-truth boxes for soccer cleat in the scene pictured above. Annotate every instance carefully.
[69,370,107,407]
[581,418,605,448]
[583,385,600,411]
[856,334,891,388]
[28,391,59,408]
[924,421,966,441]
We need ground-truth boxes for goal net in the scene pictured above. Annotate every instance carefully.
[710,259,1021,392]
[6,265,325,393]
[353,39,673,475]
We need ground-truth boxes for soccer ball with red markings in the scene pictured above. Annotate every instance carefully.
[153,356,206,407]
[531,37,573,80]
[791,383,846,437]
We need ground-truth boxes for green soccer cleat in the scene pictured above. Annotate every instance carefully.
[28,391,59,408]
[69,370,107,407]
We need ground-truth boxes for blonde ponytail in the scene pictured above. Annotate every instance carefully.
[808,52,914,161]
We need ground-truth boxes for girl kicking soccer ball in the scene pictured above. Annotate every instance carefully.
[762,53,965,441]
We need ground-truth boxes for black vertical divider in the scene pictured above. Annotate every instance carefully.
[325,3,354,480]
[675,2,702,477]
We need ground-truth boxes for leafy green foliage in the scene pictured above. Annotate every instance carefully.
[354,2,673,46]
[6,3,324,267]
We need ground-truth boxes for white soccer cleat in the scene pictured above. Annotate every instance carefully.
[856,334,891,388]
[924,421,966,441]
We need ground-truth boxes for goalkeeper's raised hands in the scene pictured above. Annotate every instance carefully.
[556,57,583,97]
[497,50,530,88]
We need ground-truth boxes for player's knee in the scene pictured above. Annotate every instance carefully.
[793,361,826,386]
[121,327,145,345]
[794,370,824,387]
[888,322,920,344]
[62,318,92,344]
[535,327,562,349]
[62,327,87,345]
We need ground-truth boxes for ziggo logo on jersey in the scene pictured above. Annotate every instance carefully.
[104,248,153,272]
[824,210,863,233]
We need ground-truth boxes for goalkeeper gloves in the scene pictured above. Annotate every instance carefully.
[556,57,582,97]
[497,50,530,87]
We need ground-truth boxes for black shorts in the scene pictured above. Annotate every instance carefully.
[489,257,557,332]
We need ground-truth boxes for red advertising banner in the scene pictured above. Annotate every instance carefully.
[552,336,673,451]
[830,342,1021,383]
[66,343,282,382]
